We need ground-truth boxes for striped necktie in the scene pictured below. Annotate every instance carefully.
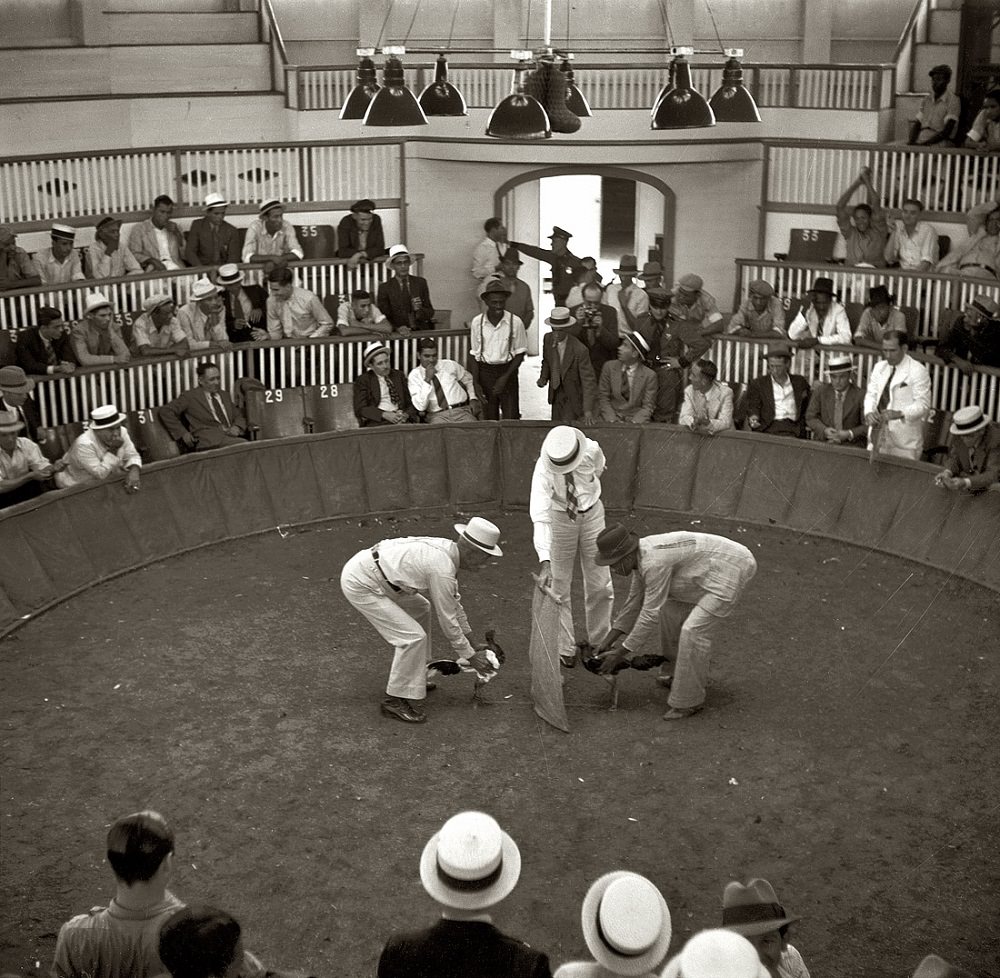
[565,472,578,521]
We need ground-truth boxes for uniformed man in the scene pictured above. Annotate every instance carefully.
[509,226,585,306]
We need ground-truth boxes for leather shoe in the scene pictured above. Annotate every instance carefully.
[425,681,437,692]
[381,698,427,723]
[560,652,577,668]
[655,674,674,689]
[662,704,703,721]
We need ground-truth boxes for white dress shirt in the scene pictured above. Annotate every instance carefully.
[241,219,304,262]
[471,236,505,280]
[408,359,476,412]
[679,381,734,433]
[55,428,141,489]
[788,302,852,345]
[0,437,48,481]
[886,220,938,269]
[33,248,85,285]
[771,375,798,420]
[469,312,528,364]
[266,287,333,339]
[604,282,650,332]
[529,438,606,562]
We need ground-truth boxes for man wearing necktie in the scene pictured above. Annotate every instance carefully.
[863,330,932,460]
[158,361,247,451]
[804,355,866,446]
[529,426,614,668]
[376,244,436,332]
[407,337,481,423]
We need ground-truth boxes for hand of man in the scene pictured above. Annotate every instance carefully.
[423,363,436,381]
[144,259,167,272]
[57,362,75,374]
[181,432,197,448]
[33,468,52,481]
[247,309,263,324]
[470,400,483,419]
[748,414,761,430]
[251,328,269,341]
[581,413,596,425]
[824,426,840,442]
[597,629,625,653]
[864,411,881,427]
[536,376,547,388]
[114,354,130,364]
[398,325,412,337]
[466,649,493,674]
[225,425,242,437]
[536,560,552,591]
[596,645,628,675]
[124,468,141,493]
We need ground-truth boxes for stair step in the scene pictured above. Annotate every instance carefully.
[913,43,959,84]
[104,11,258,45]
[928,8,960,44]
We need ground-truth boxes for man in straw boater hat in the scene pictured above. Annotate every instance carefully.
[597,332,658,424]
[241,198,303,264]
[352,341,418,427]
[340,518,504,724]
[661,929,767,978]
[54,404,142,494]
[538,307,597,424]
[377,811,551,977]
[720,879,809,978]
[592,524,757,721]
[933,404,1000,492]
[33,223,85,285]
[185,192,240,267]
[554,871,672,978]
[787,277,851,348]
[804,354,866,447]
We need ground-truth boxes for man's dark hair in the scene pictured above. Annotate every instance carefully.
[902,197,924,211]
[581,282,604,299]
[267,266,294,286]
[153,195,174,209]
[196,361,218,378]
[417,337,437,351]
[159,906,241,978]
[37,306,63,327]
[884,329,909,346]
[694,358,718,381]
[106,810,174,886]
[853,203,873,218]
[483,217,502,233]
[351,289,371,300]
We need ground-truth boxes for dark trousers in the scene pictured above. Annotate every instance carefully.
[760,419,802,437]
[652,366,684,423]
[476,361,520,420]
[550,387,582,423]
[1,481,44,508]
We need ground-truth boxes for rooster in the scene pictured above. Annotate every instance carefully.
[426,630,505,704]
[574,642,668,711]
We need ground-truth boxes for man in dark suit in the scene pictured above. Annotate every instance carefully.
[538,307,596,424]
[15,306,77,376]
[158,361,247,450]
[0,365,42,442]
[597,332,658,423]
[569,282,619,381]
[746,345,810,438]
[934,404,1000,492]
[353,342,418,427]
[336,198,387,264]
[184,193,241,267]
[377,811,552,978]
[216,264,268,343]
[376,244,435,331]
[805,355,866,446]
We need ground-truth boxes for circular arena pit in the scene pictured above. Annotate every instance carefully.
[1,423,998,977]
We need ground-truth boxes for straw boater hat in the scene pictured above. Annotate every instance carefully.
[825,355,853,375]
[721,879,800,938]
[614,255,640,275]
[542,425,587,474]
[258,198,283,215]
[142,293,174,315]
[545,307,575,329]
[594,523,640,566]
[0,366,34,396]
[0,410,25,435]
[204,192,229,210]
[88,404,127,430]
[388,243,410,260]
[84,292,113,316]
[950,405,990,436]
[51,223,76,242]
[191,278,222,302]
[361,342,390,368]
[216,264,244,286]
[624,331,651,360]
[580,872,672,976]
[660,929,767,978]
[419,811,520,911]
[453,517,503,556]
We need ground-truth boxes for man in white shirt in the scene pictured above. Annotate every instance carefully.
[0,410,61,507]
[471,217,508,286]
[340,518,503,723]
[468,279,528,420]
[746,345,811,438]
[604,255,650,334]
[529,426,614,669]
[265,266,334,339]
[908,65,960,146]
[885,198,938,271]
[788,277,852,347]
[853,285,908,350]
[336,289,392,337]
[127,195,186,272]
[679,359,734,435]
[55,404,141,493]
[130,294,188,357]
[32,224,85,285]
[242,199,304,263]
[177,279,230,351]
[863,329,932,461]
[85,217,143,280]
[407,337,480,423]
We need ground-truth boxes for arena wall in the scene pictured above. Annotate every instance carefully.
[2,423,997,636]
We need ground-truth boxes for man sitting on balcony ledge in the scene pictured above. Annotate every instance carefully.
[835,167,887,268]
[32,224,85,286]
[55,404,141,493]
[788,278,851,347]
[963,89,1000,153]
[936,201,1000,280]
[726,279,786,338]
[884,199,938,272]
[71,293,131,367]
[336,289,392,337]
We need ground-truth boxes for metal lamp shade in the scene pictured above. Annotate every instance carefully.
[709,59,761,122]
[560,60,593,117]
[340,57,380,120]
[363,56,428,126]
[651,58,715,129]
[486,93,552,139]
[419,55,468,116]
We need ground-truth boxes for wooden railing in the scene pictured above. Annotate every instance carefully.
[291,62,895,113]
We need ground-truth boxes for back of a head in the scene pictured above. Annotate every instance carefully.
[106,810,174,886]
[159,906,241,978]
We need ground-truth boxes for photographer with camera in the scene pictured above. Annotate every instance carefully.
[569,282,619,381]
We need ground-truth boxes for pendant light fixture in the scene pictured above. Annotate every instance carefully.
[560,57,592,118]
[418,54,468,116]
[709,54,761,122]
[363,49,428,127]
[486,53,551,140]
[651,51,715,129]
[340,49,380,120]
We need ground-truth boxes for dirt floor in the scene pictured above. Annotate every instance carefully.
[1,510,997,978]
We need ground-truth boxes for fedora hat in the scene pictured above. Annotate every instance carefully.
[912,955,973,978]
[950,404,990,436]
[548,226,572,240]
[595,523,640,566]
[641,261,663,279]
[825,355,854,375]
[867,284,894,307]
[88,404,127,430]
[542,425,587,474]
[764,344,792,360]
[204,192,229,209]
[216,264,244,286]
[362,342,390,368]
[191,278,222,302]
[721,879,799,937]
[0,410,25,435]
[0,366,33,396]
[419,811,520,911]
[142,293,174,315]
[581,872,672,976]
[545,306,575,329]
[661,930,767,978]
[808,277,836,297]
[615,255,640,275]
[388,243,410,260]
[624,331,651,359]
[84,292,113,316]
[454,517,503,557]
[480,277,511,299]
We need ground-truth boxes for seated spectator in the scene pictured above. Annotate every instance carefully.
[469,278,527,420]
[665,273,723,358]
[33,224,85,285]
[835,167,887,267]
[377,244,435,331]
[605,255,651,333]
[185,193,239,268]
[55,404,142,492]
[129,195,186,272]
[565,257,602,309]
[408,336,481,423]
[788,277,851,347]
[934,405,1000,493]
[936,294,1000,372]
[159,361,247,450]
[51,811,178,978]
[727,279,786,338]
[15,307,76,376]
[241,199,303,263]
[131,294,188,357]
[0,366,41,442]
[510,225,584,306]
[863,329,932,460]
[597,332,657,424]
[376,810,551,978]
[71,293,131,367]
[805,355,866,447]
[159,906,246,978]
[353,342,417,427]
[679,358,734,435]
[853,285,907,349]
[963,89,1000,152]
[721,879,809,978]
[909,65,960,146]
[639,260,663,292]
[496,249,534,330]
[936,201,1000,280]
[746,345,810,438]
[470,217,507,284]
[265,266,333,339]
[179,279,230,351]
[884,199,938,271]
[571,282,619,380]
[217,264,267,343]
[538,307,596,424]
[0,410,61,507]
[661,929,764,978]
[337,198,387,266]
[336,289,392,337]
[85,217,142,280]
[0,225,42,290]
[553,871,671,978]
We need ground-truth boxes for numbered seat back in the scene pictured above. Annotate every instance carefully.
[245,387,308,440]
[780,228,839,263]
[126,408,181,462]
[294,225,338,260]
[779,295,803,324]
[302,383,359,433]
[922,408,953,464]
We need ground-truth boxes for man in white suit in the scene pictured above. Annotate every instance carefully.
[863,330,932,460]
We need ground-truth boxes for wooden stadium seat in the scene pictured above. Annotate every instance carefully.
[302,383,359,433]
[922,409,953,465]
[127,408,182,462]
[245,387,309,440]
[35,426,66,464]
[774,228,839,263]
[780,295,803,324]
[294,225,338,260]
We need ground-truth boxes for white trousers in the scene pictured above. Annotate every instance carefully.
[548,501,614,656]
[340,550,432,700]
